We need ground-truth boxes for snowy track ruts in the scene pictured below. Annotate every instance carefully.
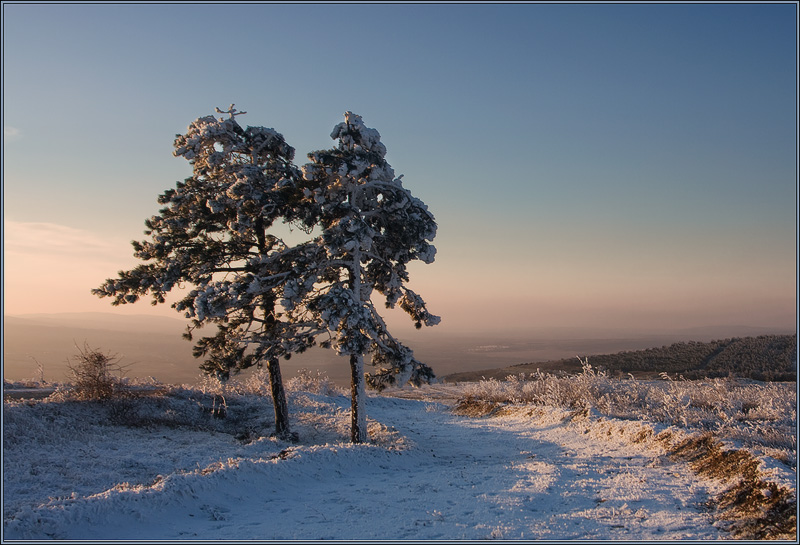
[367,397,725,541]
[4,394,727,540]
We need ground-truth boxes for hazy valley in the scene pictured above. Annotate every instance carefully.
[3,313,794,385]
[4,313,794,387]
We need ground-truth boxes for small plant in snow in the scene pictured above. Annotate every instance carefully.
[64,343,130,401]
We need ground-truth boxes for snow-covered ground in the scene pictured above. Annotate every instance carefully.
[2,381,795,540]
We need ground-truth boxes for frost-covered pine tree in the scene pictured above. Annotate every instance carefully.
[93,106,313,440]
[295,112,440,443]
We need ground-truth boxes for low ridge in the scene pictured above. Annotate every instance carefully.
[441,334,797,383]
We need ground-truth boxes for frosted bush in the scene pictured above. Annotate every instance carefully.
[286,369,342,396]
[235,368,275,398]
[194,373,227,396]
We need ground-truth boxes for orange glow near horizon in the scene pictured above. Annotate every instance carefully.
[3,219,796,336]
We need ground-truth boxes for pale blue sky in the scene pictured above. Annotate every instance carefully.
[3,2,797,335]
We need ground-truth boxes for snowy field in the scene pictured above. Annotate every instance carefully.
[2,374,796,541]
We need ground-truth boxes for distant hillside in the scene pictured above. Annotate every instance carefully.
[442,334,797,383]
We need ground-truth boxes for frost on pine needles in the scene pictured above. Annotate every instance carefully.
[93,105,310,440]
[294,111,440,442]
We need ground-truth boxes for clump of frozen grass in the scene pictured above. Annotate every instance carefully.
[3,379,66,390]
[459,358,796,461]
[460,359,615,408]
[285,368,343,397]
[191,368,284,418]
[237,367,275,398]
[196,367,344,399]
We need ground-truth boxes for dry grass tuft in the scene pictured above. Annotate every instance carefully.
[712,479,797,540]
[709,479,797,541]
[670,433,760,482]
[632,428,653,444]
[452,396,504,417]
[667,432,796,540]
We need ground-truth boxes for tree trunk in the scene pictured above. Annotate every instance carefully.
[350,353,368,443]
[266,358,293,441]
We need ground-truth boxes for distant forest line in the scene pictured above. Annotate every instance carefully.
[442,335,797,383]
